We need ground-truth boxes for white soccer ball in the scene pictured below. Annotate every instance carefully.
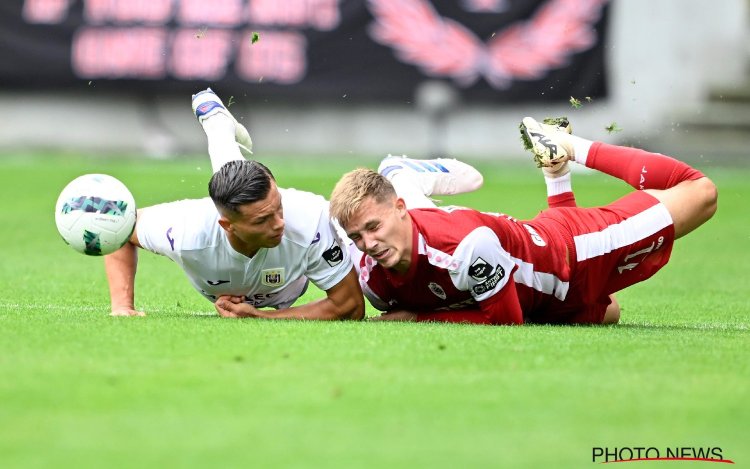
[54,174,137,256]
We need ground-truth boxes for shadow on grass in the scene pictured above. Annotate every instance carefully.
[179,311,748,333]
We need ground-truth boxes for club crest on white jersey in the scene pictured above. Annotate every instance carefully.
[261,268,285,286]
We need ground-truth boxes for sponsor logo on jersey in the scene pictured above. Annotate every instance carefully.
[311,232,321,244]
[639,165,648,190]
[246,292,278,306]
[472,264,505,295]
[322,243,343,266]
[523,224,547,247]
[428,282,447,300]
[200,290,217,301]
[206,279,230,286]
[469,257,492,281]
[261,268,285,286]
[166,227,175,251]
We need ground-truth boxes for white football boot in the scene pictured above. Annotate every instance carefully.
[191,88,253,156]
[520,116,574,177]
[377,155,483,196]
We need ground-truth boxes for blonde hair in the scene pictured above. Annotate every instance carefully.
[330,168,396,228]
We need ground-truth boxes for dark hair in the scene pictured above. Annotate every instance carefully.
[208,160,276,214]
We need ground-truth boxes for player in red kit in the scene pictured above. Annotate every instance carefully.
[328,117,717,325]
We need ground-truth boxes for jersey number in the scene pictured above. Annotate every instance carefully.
[617,236,664,274]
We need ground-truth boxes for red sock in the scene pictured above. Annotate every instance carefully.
[547,192,577,208]
[586,142,705,190]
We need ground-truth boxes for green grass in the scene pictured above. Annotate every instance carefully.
[0,153,747,468]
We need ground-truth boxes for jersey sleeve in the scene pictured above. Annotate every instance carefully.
[303,215,354,292]
[449,226,523,324]
[135,200,193,263]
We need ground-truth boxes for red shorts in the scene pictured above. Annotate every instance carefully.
[532,191,675,324]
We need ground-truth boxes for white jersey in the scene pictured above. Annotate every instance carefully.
[137,188,352,310]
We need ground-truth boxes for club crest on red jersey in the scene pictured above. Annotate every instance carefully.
[428,282,447,300]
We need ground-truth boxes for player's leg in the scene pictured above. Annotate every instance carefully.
[545,120,716,239]
[521,117,705,191]
[521,117,717,239]
[378,155,484,209]
[547,160,620,319]
[643,179,717,239]
[191,88,254,173]
[386,170,436,208]
[544,166,577,208]
[549,190,676,325]
[551,163,619,322]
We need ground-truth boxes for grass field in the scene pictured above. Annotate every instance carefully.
[0,153,748,468]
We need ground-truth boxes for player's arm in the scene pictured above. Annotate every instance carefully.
[372,309,494,324]
[370,289,523,325]
[215,218,365,321]
[104,210,144,317]
[375,285,522,325]
[281,267,364,320]
[447,226,523,325]
[475,281,523,324]
[216,267,364,320]
[371,227,523,325]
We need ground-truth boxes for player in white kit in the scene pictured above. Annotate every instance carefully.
[104,89,483,319]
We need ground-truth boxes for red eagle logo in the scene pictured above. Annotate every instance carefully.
[367,0,609,88]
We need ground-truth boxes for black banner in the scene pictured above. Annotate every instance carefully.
[0,0,609,103]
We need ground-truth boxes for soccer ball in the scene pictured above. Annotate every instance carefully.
[54,174,137,256]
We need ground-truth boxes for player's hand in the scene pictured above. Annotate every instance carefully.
[369,310,417,322]
[110,307,146,317]
[215,295,261,318]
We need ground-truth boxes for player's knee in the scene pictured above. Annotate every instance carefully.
[602,308,620,324]
[697,177,718,221]
[602,297,620,325]
[664,177,718,236]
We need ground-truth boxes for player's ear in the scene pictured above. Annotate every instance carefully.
[395,197,407,216]
[217,216,232,233]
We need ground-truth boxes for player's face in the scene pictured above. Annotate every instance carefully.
[344,195,412,273]
[222,182,285,257]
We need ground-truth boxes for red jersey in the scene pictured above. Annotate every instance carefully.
[358,192,674,325]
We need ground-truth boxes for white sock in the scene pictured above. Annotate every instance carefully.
[202,114,245,174]
[570,135,593,166]
[389,171,436,209]
[545,171,572,197]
